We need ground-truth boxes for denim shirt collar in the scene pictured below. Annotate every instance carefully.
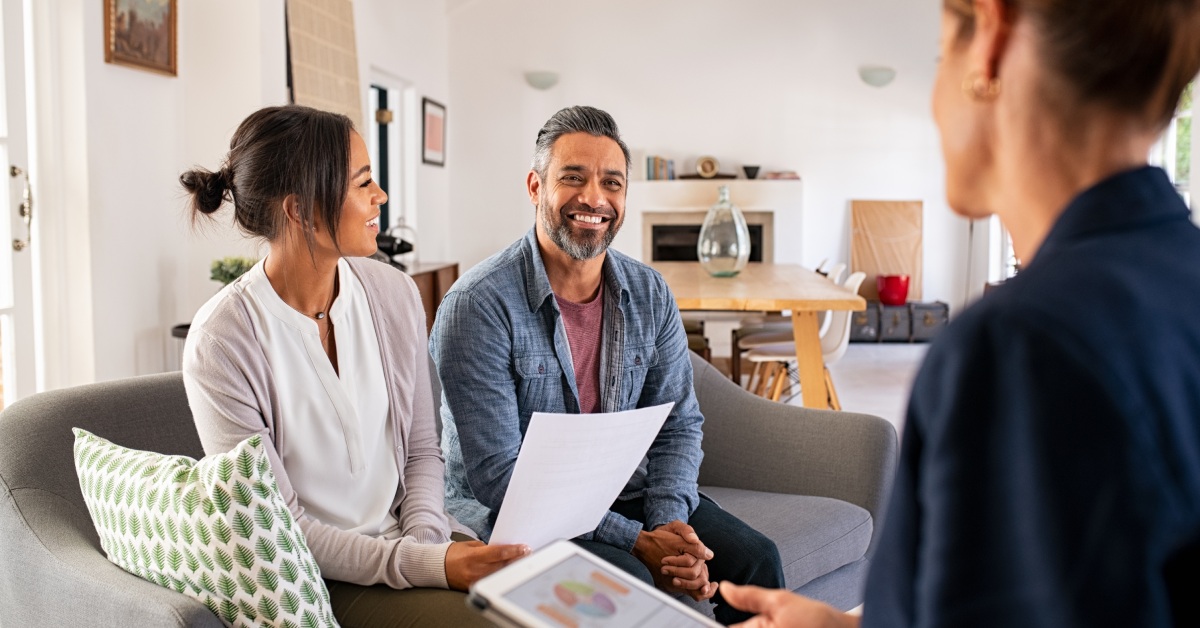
[519,228,631,313]
[519,228,636,413]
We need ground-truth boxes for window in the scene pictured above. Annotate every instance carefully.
[987,215,1019,281]
[1151,80,1194,207]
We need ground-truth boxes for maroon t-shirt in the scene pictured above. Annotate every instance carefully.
[555,287,604,414]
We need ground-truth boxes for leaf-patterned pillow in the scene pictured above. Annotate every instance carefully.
[72,429,338,628]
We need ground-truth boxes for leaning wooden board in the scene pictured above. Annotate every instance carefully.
[850,200,923,301]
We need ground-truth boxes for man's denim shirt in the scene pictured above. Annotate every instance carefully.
[430,229,704,552]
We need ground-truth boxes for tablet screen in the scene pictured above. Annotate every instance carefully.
[501,553,711,627]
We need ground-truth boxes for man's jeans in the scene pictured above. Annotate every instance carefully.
[573,496,785,625]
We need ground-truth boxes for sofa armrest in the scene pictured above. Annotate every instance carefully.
[691,354,898,549]
[0,485,222,627]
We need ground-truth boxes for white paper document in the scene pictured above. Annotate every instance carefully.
[489,402,675,550]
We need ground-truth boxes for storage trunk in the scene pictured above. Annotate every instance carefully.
[910,301,949,342]
[879,304,912,342]
[849,302,880,342]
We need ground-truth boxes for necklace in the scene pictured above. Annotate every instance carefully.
[314,277,336,346]
[264,254,337,324]
[311,276,338,321]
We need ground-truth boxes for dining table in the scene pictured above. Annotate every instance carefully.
[651,262,867,409]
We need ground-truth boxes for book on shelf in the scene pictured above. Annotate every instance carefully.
[645,155,677,180]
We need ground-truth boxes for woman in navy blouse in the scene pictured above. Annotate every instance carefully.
[723,0,1200,626]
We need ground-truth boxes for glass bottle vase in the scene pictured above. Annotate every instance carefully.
[697,185,751,277]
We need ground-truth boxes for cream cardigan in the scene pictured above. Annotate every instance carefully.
[183,256,455,589]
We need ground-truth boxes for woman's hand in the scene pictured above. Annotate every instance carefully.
[444,540,531,591]
[722,582,856,628]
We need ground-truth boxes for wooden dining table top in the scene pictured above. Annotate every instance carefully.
[650,262,867,312]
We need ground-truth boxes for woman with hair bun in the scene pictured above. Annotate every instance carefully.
[181,105,527,627]
[722,0,1200,626]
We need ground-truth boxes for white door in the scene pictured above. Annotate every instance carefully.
[0,0,34,410]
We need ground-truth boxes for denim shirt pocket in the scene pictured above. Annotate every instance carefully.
[622,344,658,407]
[514,353,566,414]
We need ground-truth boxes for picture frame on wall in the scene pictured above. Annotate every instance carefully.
[422,97,446,167]
[104,0,178,77]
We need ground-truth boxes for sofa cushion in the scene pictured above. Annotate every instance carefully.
[700,486,871,590]
[72,429,338,628]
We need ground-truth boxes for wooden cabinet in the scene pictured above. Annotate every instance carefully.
[407,262,459,334]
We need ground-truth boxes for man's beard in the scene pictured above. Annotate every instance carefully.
[539,199,622,261]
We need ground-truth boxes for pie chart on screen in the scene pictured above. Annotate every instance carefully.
[554,581,617,618]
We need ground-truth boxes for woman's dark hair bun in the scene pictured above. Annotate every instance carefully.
[184,105,353,242]
[180,167,230,215]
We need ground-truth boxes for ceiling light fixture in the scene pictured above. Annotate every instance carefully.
[858,65,897,88]
[524,71,560,90]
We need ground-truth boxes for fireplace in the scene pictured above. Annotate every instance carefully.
[651,225,765,262]
[641,210,774,263]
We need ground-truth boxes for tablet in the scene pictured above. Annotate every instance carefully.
[467,540,721,628]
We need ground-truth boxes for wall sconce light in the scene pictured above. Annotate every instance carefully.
[524,71,560,90]
[858,65,897,88]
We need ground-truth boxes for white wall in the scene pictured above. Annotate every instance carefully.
[177,0,288,362]
[353,0,452,262]
[74,0,286,382]
[33,0,452,385]
[446,0,974,309]
[31,0,97,391]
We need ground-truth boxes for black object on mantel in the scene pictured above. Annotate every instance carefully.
[678,173,737,180]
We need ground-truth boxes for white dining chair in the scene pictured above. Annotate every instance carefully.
[744,272,867,407]
[733,263,854,383]
[826,262,847,287]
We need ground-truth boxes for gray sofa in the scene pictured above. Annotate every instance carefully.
[0,354,896,625]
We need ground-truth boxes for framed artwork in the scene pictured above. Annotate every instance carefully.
[422,97,446,167]
[104,0,178,76]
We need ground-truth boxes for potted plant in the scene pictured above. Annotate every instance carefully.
[210,256,257,286]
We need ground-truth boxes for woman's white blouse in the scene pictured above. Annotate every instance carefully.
[237,258,401,537]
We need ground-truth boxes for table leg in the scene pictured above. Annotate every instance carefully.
[791,311,827,409]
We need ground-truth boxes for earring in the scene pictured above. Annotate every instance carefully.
[962,70,1001,101]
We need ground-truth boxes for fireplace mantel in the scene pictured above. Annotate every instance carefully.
[628,179,803,211]
[611,179,804,265]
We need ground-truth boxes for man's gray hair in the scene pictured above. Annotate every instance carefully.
[531,106,632,179]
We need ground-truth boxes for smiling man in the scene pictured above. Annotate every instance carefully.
[429,106,784,624]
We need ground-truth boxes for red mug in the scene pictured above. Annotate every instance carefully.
[877,274,910,306]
